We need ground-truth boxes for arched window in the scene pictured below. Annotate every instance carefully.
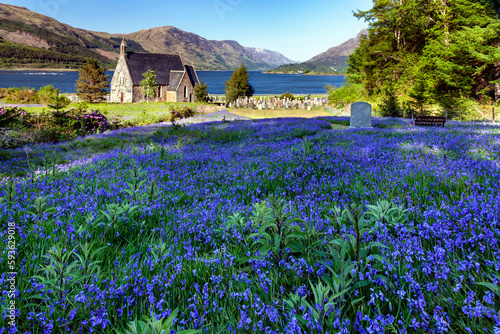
[184,86,188,98]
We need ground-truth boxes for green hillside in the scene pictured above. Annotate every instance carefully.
[0,38,88,68]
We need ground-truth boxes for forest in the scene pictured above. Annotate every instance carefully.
[346,0,500,115]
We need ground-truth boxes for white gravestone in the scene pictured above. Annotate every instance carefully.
[350,102,373,128]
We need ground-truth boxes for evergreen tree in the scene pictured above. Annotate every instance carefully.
[224,63,254,103]
[48,89,70,111]
[348,0,500,108]
[75,59,109,103]
[409,73,429,114]
[379,86,403,118]
[140,70,157,104]
[194,81,209,102]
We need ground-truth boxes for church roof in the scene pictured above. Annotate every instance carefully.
[167,71,185,92]
[126,52,185,86]
[185,65,200,86]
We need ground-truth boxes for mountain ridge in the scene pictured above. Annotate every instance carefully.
[0,4,294,71]
[269,30,367,74]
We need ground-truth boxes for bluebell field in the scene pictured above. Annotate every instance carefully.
[1,116,500,333]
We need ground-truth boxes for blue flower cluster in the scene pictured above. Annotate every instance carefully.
[1,117,500,333]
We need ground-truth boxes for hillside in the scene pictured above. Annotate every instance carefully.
[120,26,295,71]
[270,29,367,74]
[0,4,122,69]
[0,4,293,71]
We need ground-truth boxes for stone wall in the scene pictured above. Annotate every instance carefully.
[174,73,196,102]
[110,57,133,103]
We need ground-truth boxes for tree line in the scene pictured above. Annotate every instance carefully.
[346,0,500,113]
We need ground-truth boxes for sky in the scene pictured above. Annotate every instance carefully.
[2,0,373,62]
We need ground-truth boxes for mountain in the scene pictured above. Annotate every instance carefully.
[118,26,295,71]
[0,4,123,68]
[270,29,367,74]
[306,29,367,67]
[0,4,294,71]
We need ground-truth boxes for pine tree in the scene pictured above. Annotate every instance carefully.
[348,0,500,106]
[409,73,429,114]
[224,63,254,103]
[75,59,109,103]
[194,81,209,102]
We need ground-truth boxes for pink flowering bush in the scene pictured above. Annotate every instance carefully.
[0,107,110,148]
[50,108,109,136]
[0,107,33,129]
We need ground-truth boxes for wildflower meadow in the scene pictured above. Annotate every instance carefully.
[1,116,500,333]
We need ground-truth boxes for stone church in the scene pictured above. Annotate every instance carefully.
[110,40,200,103]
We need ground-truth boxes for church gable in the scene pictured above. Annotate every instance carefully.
[110,41,134,103]
[185,65,200,87]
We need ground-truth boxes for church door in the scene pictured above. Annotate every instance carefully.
[121,93,124,103]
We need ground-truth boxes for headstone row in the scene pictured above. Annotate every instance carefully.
[220,97,327,110]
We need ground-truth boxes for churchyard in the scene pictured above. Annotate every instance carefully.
[1,104,500,333]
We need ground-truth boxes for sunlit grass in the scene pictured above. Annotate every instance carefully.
[228,107,331,119]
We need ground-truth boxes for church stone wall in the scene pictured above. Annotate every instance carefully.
[110,57,133,103]
[166,91,177,102]
[176,73,196,102]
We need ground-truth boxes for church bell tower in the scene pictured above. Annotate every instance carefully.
[120,39,127,57]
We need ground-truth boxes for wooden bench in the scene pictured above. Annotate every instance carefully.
[414,116,446,127]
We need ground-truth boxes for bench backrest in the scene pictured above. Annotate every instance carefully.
[414,116,446,127]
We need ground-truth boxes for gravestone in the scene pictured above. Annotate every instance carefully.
[350,102,373,128]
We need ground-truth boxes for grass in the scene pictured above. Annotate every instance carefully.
[228,107,332,119]
[15,101,221,129]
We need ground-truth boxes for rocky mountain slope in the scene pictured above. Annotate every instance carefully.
[0,4,293,70]
[119,26,294,70]
[306,29,367,67]
[270,29,367,73]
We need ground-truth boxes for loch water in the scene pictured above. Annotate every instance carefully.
[0,70,345,95]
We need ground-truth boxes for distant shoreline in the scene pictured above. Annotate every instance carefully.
[263,71,345,77]
[0,68,79,72]
[0,67,345,76]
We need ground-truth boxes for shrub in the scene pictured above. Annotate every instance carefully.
[37,85,59,105]
[3,87,38,104]
[49,108,109,135]
[0,88,7,100]
[326,82,365,108]
[169,107,195,124]
[0,129,34,149]
[73,109,109,135]
[0,107,32,129]
[33,126,76,144]
[280,92,295,100]
[437,96,484,121]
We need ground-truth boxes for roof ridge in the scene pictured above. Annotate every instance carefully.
[127,51,182,57]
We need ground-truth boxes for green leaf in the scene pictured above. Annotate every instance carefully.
[352,279,372,290]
